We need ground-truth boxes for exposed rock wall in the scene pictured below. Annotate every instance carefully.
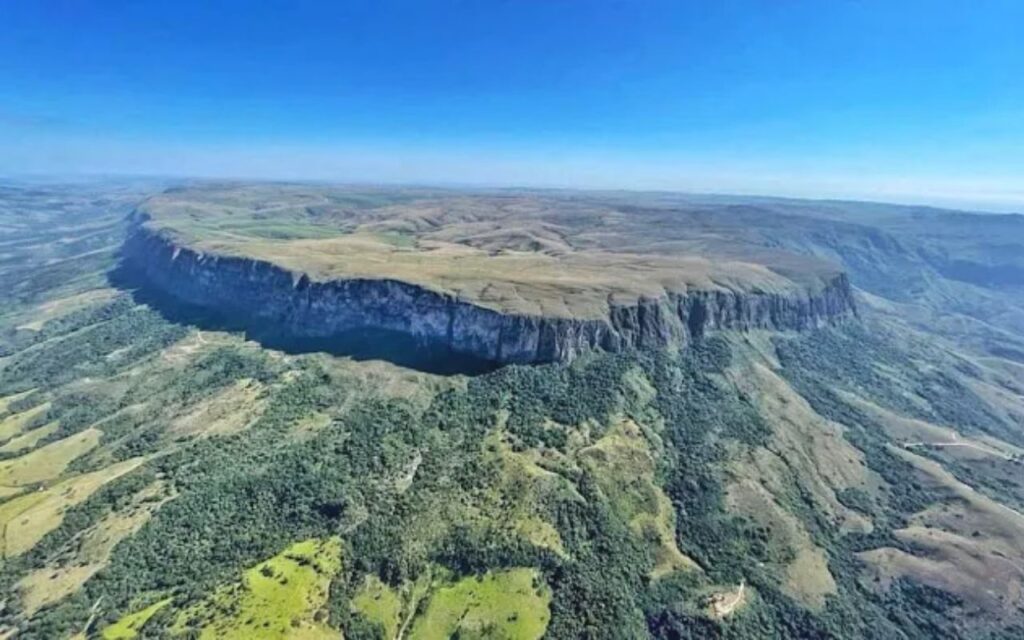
[123,221,856,364]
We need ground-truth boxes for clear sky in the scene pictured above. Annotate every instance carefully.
[1,1,1022,210]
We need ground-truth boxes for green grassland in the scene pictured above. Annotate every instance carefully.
[408,568,551,640]
[1,183,1024,640]
[350,574,403,638]
[349,567,551,640]
[101,598,172,639]
[169,538,342,639]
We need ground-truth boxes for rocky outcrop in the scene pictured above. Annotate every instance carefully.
[123,220,856,365]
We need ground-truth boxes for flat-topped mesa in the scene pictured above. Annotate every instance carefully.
[124,186,857,365]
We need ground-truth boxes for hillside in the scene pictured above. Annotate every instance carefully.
[0,182,1023,639]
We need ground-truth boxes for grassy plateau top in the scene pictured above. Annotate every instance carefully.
[137,184,845,319]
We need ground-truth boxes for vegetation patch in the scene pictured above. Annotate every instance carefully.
[0,457,144,557]
[101,597,172,639]
[171,537,342,639]
[18,481,173,614]
[730,361,872,532]
[0,427,101,487]
[0,403,50,444]
[407,568,551,640]
[350,574,403,639]
[0,390,37,417]
[858,446,1024,617]
[168,378,267,439]
[481,429,571,557]
[704,581,751,620]
[577,418,699,577]
[16,288,117,332]
[0,420,59,455]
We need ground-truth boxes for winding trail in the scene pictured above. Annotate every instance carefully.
[903,437,1012,461]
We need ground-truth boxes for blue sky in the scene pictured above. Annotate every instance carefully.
[1,1,1022,209]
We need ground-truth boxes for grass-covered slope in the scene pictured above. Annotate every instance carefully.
[167,537,342,639]
[1,182,1024,640]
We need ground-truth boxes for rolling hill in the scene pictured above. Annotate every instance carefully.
[0,181,1022,639]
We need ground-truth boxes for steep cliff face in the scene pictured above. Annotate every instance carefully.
[123,221,857,365]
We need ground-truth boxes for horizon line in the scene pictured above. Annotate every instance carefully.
[3,169,1023,217]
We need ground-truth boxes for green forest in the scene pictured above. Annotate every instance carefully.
[2,185,1024,639]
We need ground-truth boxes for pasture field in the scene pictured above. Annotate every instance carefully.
[168,538,342,640]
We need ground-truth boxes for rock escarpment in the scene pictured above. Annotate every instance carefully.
[124,221,856,365]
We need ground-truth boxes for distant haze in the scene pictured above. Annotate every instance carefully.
[1,1,1022,212]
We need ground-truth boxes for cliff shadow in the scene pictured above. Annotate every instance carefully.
[107,261,501,376]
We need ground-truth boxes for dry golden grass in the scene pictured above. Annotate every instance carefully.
[720,356,887,609]
[0,420,59,455]
[197,232,797,318]
[0,457,145,557]
[0,390,36,417]
[841,391,1024,461]
[860,541,1024,615]
[729,362,873,533]
[0,428,101,488]
[964,375,1024,432]
[725,472,838,610]
[141,186,839,319]
[0,486,25,500]
[15,288,117,331]
[168,378,266,438]
[18,481,173,614]
[0,403,50,444]
[859,446,1024,616]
